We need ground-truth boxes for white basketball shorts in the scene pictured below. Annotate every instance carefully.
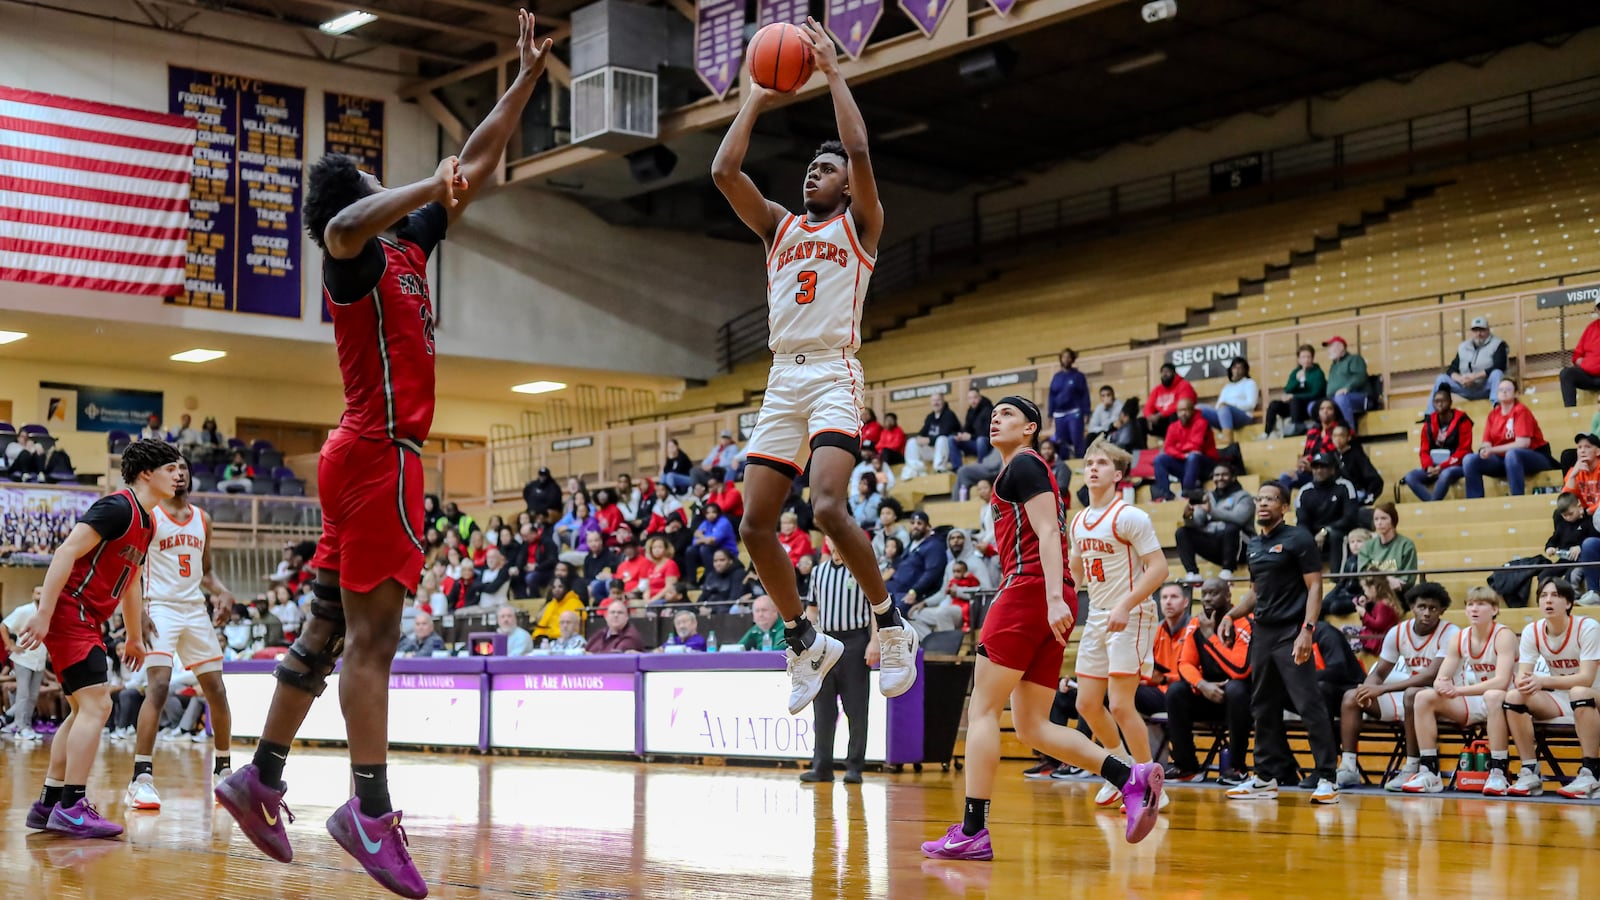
[1074,601,1158,680]
[744,351,864,474]
[147,601,225,676]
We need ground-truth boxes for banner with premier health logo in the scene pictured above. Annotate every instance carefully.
[38,382,163,433]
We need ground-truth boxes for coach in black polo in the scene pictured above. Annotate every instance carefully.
[1221,482,1341,803]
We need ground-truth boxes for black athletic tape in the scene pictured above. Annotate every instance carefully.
[1573,697,1598,710]
[312,581,340,602]
[1502,702,1530,715]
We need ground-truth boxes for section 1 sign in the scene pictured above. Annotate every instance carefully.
[1165,339,1247,381]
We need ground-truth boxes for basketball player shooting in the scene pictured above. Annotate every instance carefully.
[712,18,917,715]
[128,457,237,812]
[213,10,552,898]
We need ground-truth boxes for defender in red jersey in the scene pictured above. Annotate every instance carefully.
[214,12,556,898]
[17,440,182,840]
[923,398,1163,861]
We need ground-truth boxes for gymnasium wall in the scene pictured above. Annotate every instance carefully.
[0,3,759,380]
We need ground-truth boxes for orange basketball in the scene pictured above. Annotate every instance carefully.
[748,23,814,94]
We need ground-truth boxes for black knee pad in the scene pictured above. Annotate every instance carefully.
[274,583,345,697]
[1573,697,1598,711]
[1502,701,1530,715]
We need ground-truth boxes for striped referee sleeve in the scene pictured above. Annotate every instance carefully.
[808,560,871,633]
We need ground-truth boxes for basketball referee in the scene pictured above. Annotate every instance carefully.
[802,542,878,784]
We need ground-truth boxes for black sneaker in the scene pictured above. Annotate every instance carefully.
[799,769,833,784]
[843,769,863,785]
[1298,773,1321,790]
[1163,764,1206,782]
[1216,769,1249,787]
[1022,761,1058,780]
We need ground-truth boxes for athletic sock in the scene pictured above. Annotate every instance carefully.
[1489,751,1509,773]
[62,785,87,807]
[254,740,291,787]
[961,797,990,836]
[1341,751,1358,770]
[870,598,901,630]
[133,755,153,780]
[1403,755,1420,771]
[1583,757,1600,777]
[1420,750,1440,774]
[1521,761,1542,776]
[40,778,63,807]
[1100,754,1132,789]
[784,617,816,652]
[214,753,232,776]
[352,764,392,818]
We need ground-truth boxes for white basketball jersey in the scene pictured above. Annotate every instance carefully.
[765,212,874,355]
[144,503,206,604]
[1451,623,1511,687]
[1520,616,1600,690]
[1069,498,1162,612]
[1379,619,1457,681]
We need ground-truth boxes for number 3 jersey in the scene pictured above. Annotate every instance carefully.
[765,211,874,355]
[144,502,207,605]
[57,489,155,627]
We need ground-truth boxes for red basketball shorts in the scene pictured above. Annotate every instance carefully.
[311,429,425,594]
[43,616,106,677]
[978,581,1078,689]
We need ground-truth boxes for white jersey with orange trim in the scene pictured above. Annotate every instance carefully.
[144,502,207,606]
[1069,497,1162,612]
[1519,616,1600,690]
[765,211,874,355]
[1442,623,1512,686]
[1377,618,1458,681]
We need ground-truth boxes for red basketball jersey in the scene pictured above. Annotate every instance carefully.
[325,234,436,445]
[58,489,155,627]
[991,449,1073,593]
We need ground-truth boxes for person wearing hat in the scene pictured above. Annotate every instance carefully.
[1560,295,1600,407]
[1562,432,1600,515]
[1429,316,1507,413]
[1322,336,1371,429]
[522,466,562,520]
[1294,452,1359,572]
[885,510,953,629]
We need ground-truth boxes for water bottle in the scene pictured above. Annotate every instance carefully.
[1458,750,1475,773]
[707,631,719,652]
[1218,749,1231,774]
[1475,748,1488,771]
[761,631,773,651]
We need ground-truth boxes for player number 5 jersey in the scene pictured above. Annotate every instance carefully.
[144,504,206,604]
[766,212,874,355]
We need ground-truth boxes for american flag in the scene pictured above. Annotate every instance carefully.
[0,85,196,297]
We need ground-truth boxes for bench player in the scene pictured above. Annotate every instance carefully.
[711,18,916,715]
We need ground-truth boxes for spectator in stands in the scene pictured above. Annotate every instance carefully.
[416,571,447,616]
[1430,316,1507,412]
[579,530,619,602]
[1464,377,1556,498]
[556,499,597,555]
[932,528,991,608]
[475,548,514,606]
[586,599,645,654]
[195,417,226,464]
[873,503,909,567]
[139,413,168,442]
[396,613,444,657]
[954,441,1003,502]
[903,394,962,477]
[615,473,641,521]
[442,500,479,540]
[851,444,894,493]
[886,511,947,609]
[1049,348,1091,457]
[1261,344,1326,439]
[1564,432,1600,514]
[1403,387,1474,502]
[1330,424,1383,505]
[1039,439,1072,501]
[532,577,586,643]
[268,585,302,638]
[640,481,685,535]
[1561,298,1600,407]
[1277,399,1345,494]
[1357,502,1418,591]
[1354,575,1403,656]
[38,442,73,484]
[739,596,783,650]
[640,536,682,604]
[661,438,695,494]
[849,473,883,531]
[950,388,995,468]
[523,466,562,518]
[684,503,736,585]
[1143,363,1198,439]
[496,606,533,657]
[444,559,478,611]
[1544,492,1600,606]
[6,436,43,482]
[860,408,882,448]
[1166,578,1252,785]
[700,548,751,609]
[548,611,587,653]
[876,412,907,466]
[1296,453,1359,572]
[1322,336,1372,429]
[1200,357,1259,442]
[1151,398,1218,502]
[2,586,47,741]
[778,511,815,568]
[1107,398,1149,453]
[1146,582,1192,702]
[1222,483,1340,803]
[218,449,254,493]
[592,489,625,542]
[609,535,652,598]
[172,414,202,458]
[942,562,979,630]
[1086,386,1119,447]
[468,529,490,567]
[524,517,560,596]
[1337,583,1454,791]
[706,468,744,529]
[699,431,742,483]
[1176,463,1253,582]
[661,609,707,652]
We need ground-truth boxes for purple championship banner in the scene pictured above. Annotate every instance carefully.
[825,0,882,59]
[694,0,746,100]
[757,0,809,27]
[900,0,956,37]
[168,66,304,319]
[320,93,385,323]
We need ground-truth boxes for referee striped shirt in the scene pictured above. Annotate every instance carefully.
[807,559,871,632]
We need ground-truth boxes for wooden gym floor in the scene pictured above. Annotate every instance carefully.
[2,740,1596,899]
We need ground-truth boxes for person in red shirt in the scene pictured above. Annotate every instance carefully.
[1150,398,1219,502]
[1143,363,1199,438]
[1463,376,1556,498]
[592,488,625,543]
[778,511,815,568]
[860,408,883,448]
[215,14,555,894]
[876,412,908,466]
[1560,297,1600,407]
[706,468,744,525]
[1402,387,1474,502]
[17,440,182,838]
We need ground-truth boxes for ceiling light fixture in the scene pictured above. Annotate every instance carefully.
[319,11,378,35]
[512,381,567,395]
[0,331,27,345]
[170,348,227,363]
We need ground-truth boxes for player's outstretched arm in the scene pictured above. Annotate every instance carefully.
[452,9,553,221]
[324,157,461,259]
[801,18,882,255]
[712,88,787,247]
